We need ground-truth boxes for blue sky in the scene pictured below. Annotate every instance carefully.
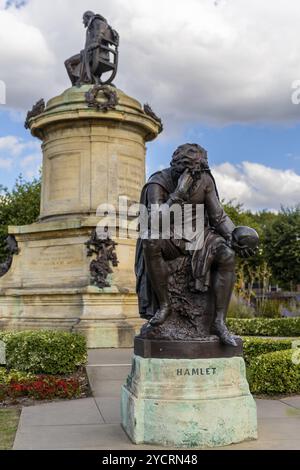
[148,123,300,175]
[1,0,300,211]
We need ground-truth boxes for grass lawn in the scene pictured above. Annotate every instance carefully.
[0,408,20,450]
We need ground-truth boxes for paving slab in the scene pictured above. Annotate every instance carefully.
[258,417,300,441]
[88,349,133,365]
[86,364,131,381]
[280,396,300,409]
[13,424,131,450]
[256,399,300,419]
[13,399,300,450]
[95,397,121,424]
[18,398,104,427]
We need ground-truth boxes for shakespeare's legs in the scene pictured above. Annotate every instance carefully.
[64,54,81,86]
[211,244,237,346]
[142,240,172,326]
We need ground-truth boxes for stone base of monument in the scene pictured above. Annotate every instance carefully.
[0,217,144,348]
[121,338,257,448]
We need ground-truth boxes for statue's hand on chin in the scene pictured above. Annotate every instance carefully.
[174,169,194,201]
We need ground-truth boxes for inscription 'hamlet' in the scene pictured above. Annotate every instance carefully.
[177,368,217,376]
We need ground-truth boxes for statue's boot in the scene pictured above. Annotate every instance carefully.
[211,244,237,347]
[149,304,172,326]
[211,320,237,347]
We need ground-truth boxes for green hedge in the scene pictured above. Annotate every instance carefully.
[227,318,300,337]
[242,337,294,365]
[0,331,87,375]
[248,349,300,395]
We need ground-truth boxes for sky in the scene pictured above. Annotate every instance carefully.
[0,0,300,211]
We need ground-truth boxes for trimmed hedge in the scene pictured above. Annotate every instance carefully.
[227,318,300,337]
[242,337,294,365]
[248,349,300,395]
[0,331,87,375]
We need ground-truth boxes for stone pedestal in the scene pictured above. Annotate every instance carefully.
[121,340,257,448]
[0,86,160,347]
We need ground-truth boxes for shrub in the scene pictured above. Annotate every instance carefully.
[255,298,282,318]
[0,331,87,374]
[242,337,293,365]
[227,318,300,337]
[228,296,255,319]
[248,349,300,395]
[0,368,34,385]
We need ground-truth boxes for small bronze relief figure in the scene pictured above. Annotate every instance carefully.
[0,235,19,277]
[24,99,45,129]
[143,104,163,134]
[135,144,259,346]
[86,229,119,289]
[65,11,119,87]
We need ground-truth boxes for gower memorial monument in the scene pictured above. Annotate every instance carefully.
[121,147,259,446]
[0,12,161,347]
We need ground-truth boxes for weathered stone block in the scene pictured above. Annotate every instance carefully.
[121,355,257,447]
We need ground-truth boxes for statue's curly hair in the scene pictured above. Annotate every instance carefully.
[170,143,208,172]
[170,143,220,200]
[83,11,95,19]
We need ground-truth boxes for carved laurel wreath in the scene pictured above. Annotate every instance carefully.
[85,85,119,112]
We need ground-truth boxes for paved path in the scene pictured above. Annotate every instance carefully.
[13,349,300,450]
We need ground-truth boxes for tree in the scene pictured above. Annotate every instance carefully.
[223,201,273,301]
[264,206,300,290]
[0,176,41,262]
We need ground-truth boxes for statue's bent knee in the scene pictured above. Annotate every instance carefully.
[142,239,163,256]
[216,244,235,269]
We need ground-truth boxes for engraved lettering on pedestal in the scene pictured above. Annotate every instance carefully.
[176,368,217,376]
[118,156,144,203]
[29,246,83,272]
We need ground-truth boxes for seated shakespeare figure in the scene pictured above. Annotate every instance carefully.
[135,144,258,347]
[65,11,119,86]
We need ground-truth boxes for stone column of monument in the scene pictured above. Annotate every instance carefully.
[0,13,161,347]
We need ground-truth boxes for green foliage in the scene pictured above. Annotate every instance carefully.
[0,408,20,450]
[0,368,34,384]
[242,337,294,365]
[248,349,300,395]
[0,330,87,374]
[227,296,255,318]
[255,298,282,318]
[223,201,300,292]
[227,317,300,336]
[0,176,41,262]
[223,201,273,299]
[264,206,300,290]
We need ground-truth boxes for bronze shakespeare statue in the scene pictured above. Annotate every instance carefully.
[135,144,259,347]
[65,11,119,86]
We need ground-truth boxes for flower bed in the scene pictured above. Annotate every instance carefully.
[0,374,81,401]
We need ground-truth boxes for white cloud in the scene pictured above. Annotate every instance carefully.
[0,134,41,178]
[212,161,300,211]
[1,0,300,127]
[0,135,39,156]
[0,157,13,169]
[20,152,41,178]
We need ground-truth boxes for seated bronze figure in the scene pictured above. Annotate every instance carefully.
[135,144,259,346]
[65,11,119,86]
